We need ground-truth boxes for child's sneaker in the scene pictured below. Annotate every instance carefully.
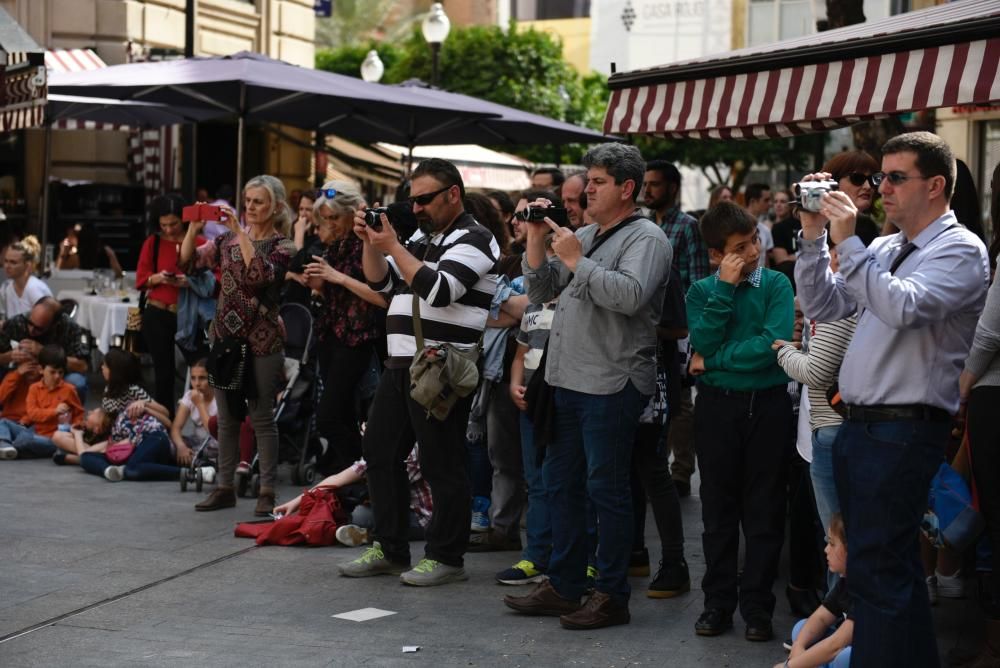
[236,461,250,475]
[496,560,546,585]
[470,495,491,533]
[0,443,17,459]
[935,569,964,598]
[104,465,125,482]
[200,466,216,484]
[336,524,371,547]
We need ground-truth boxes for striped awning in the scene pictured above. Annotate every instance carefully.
[604,0,1000,139]
[45,49,111,130]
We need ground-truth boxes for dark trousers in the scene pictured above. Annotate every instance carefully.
[80,431,180,480]
[631,421,685,564]
[141,305,178,414]
[969,386,1000,617]
[694,384,792,619]
[834,418,946,668]
[316,342,374,473]
[544,382,644,603]
[788,449,825,591]
[364,367,473,568]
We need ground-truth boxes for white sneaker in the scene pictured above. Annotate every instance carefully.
[926,575,939,606]
[935,569,964,598]
[104,465,125,482]
[336,524,371,547]
[0,444,17,460]
[200,466,216,484]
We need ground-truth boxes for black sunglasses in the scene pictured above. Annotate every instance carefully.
[838,172,873,187]
[869,171,932,187]
[408,185,452,207]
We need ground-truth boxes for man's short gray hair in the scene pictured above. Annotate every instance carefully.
[581,143,645,201]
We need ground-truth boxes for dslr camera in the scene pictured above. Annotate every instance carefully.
[516,205,570,227]
[363,201,417,234]
[793,180,839,212]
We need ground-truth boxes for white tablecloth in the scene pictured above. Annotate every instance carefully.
[47,270,136,299]
[57,289,140,354]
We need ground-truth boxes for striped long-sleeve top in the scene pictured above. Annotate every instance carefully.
[776,315,857,430]
[372,212,499,369]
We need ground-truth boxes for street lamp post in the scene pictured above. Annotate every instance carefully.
[421,2,450,87]
[360,50,384,83]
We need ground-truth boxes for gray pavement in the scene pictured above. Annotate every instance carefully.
[0,455,982,667]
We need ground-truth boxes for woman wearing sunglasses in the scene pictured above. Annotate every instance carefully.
[820,151,881,247]
[303,182,387,474]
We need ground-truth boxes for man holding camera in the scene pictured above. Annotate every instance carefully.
[337,158,499,587]
[504,143,672,629]
[795,132,989,667]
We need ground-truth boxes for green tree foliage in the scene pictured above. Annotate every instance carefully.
[316,22,608,163]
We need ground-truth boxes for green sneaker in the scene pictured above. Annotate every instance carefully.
[337,542,408,578]
[586,565,598,593]
[496,560,546,585]
[400,558,469,586]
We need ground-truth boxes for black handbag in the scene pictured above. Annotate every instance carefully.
[207,337,250,392]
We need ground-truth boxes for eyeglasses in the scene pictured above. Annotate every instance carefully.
[869,171,931,187]
[317,188,338,199]
[408,185,452,207]
[839,172,873,187]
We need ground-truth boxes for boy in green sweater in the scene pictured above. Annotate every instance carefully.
[686,201,794,642]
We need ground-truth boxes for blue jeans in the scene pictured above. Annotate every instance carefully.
[543,382,644,602]
[811,425,842,590]
[791,618,853,667]
[0,418,55,458]
[519,411,552,568]
[834,419,946,668]
[65,372,88,405]
[80,431,180,481]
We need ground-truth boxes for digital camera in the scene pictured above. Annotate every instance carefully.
[794,180,839,212]
[363,201,416,233]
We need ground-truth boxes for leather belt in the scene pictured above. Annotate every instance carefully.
[844,404,950,423]
[146,299,178,313]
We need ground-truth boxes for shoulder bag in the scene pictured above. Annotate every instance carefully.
[123,234,161,354]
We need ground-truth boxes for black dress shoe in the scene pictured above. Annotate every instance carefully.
[786,584,822,618]
[744,613,774,642]
[695,608,732,636]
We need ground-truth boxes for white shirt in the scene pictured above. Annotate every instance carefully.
[1,276,52,319]
[178,389,218,443]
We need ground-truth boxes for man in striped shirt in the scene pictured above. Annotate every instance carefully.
[338,158,499,587]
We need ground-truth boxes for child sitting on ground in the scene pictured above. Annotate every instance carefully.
[100,348,168,420]
[0,344,83,459]
[0,359,41,425]
[273,444,431,547]
[170,358,218,469]
[775,513,853,668]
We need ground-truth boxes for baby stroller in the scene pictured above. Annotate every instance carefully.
[179,435,218,492]
[236,302,323,497]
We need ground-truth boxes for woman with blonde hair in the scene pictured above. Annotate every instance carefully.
[1,235,52,320]
[180,174,296,516]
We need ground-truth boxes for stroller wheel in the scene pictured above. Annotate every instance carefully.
[299,461,317,486]
[179,468,188,492]
[235,470,249,498]
[250,473,261,498]
[195,467,204,493]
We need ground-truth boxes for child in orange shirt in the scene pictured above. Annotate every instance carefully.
[0,359,42,423]
[0,345,83,459]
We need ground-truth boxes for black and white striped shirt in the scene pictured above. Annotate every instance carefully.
[372,212,499,368]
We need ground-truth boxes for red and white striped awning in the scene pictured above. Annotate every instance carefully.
[604,0,1000,139]
[45,49,114,130]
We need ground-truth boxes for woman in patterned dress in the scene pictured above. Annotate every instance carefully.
[180,175,296,516]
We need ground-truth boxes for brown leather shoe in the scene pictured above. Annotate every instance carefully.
[195,487,236,512]
[504,580,581,616]
[254,490,276,517]
[560,591,630,630]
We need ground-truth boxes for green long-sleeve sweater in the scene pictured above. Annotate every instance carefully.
[686,268,794,391]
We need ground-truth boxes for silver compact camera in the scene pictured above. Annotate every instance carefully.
[794,180,839,212]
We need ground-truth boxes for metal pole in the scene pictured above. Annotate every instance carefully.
[181,0,198,198]
[314,131,324,188]
[235,82,246,209]
[431,42,441,87]
[39,123,53,252]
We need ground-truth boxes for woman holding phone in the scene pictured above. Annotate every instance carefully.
[180,175,295,516]
[136,194,200,413]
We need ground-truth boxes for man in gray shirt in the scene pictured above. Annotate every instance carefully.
[503,143,672,630]
[795,131,989,667]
